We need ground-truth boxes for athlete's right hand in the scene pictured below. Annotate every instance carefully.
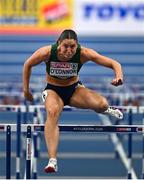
[24,91,34,102]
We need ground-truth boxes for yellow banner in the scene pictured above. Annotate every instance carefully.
[0,0,73,33]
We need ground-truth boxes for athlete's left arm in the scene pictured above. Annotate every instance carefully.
[81,47,123,86]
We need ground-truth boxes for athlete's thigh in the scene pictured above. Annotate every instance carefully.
[44,90,64,114]
[69,86,105,109]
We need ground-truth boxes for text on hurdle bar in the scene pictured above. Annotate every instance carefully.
[0,124,144,133]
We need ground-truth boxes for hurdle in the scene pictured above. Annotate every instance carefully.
[0,123,144,179]
[0,105,144,179]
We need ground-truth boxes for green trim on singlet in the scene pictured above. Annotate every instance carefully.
[45,43,82,79]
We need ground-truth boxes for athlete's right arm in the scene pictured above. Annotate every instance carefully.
[23,46,51,101]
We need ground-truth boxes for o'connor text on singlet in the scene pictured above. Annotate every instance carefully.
[50,62,78,78]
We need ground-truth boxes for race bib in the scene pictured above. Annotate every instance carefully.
[50,62,78,78]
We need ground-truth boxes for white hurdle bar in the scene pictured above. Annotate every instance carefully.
[0,104,144,113]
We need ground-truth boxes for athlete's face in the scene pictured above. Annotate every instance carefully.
[58,39,78,60]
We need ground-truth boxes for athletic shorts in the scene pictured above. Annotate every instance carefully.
[42,81,84,105]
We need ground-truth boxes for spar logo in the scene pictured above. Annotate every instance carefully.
[42,0,70,22]
[83,3,144,20]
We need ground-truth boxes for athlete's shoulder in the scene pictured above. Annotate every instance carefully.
[80,46,98,60]
[36,45,52,60]
[81,46,90,54]
[39,45,51,54]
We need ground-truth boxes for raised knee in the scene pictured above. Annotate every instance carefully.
[97,97,108,112]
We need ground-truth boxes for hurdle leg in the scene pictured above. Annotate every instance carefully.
[6,125,11,179]
[33,108,41,158]
[22,103,29,158]
[114,118,121,159]
[33,132,38,179]
[142,112,144,179]
[16,108,21,179]
[128,109,132,179]
[142,133,144,179]
[26,126,32,179]
[128,133,132,179]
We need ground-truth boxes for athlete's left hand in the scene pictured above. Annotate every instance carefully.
[111,78,123,86]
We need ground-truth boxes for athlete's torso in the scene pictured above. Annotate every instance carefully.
[45,43,83,86]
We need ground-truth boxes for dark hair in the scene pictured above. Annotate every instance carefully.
[57,29,78,43]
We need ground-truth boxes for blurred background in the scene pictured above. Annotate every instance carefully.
[0,0,144,179]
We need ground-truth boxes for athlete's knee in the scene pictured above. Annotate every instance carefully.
[47,105,61,120]
[97,97,108,112]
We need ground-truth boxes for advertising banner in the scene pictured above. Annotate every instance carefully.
[0,0,144,35]
[74,0,144,35]
[0,0,73,34]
